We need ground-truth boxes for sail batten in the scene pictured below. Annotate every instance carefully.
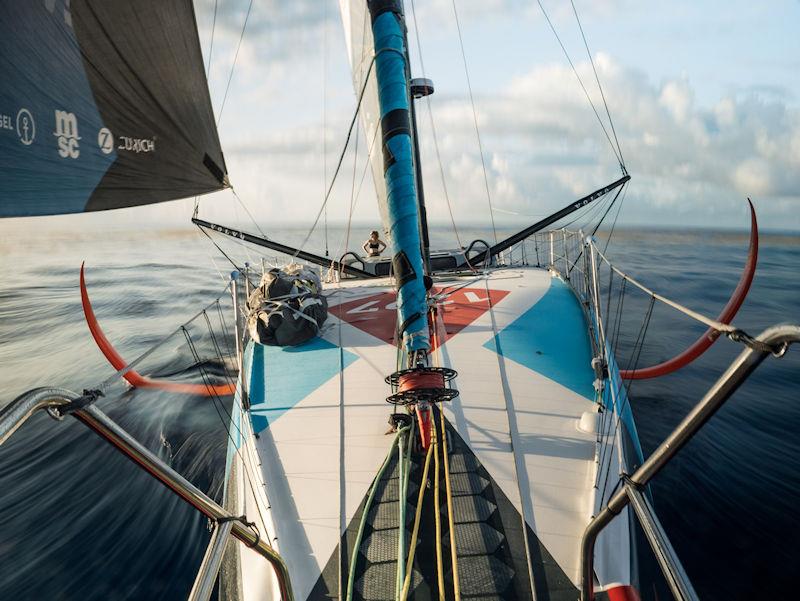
[0,0,227,218]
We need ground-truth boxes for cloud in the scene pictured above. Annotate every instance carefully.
[187,2,799,232]
[404,52,800,229]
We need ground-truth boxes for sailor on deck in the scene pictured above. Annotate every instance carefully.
[363,231,387,257]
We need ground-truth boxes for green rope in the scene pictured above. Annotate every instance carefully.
[396,419,416,598]
[346,426,409,601]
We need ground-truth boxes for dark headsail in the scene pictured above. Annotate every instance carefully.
[0,0,227,217]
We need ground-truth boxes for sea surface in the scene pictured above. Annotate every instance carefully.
[0,223,797,600]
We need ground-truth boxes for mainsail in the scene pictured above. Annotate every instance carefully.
[0,0,227,217]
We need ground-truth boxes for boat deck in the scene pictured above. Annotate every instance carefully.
[234,266,630,600]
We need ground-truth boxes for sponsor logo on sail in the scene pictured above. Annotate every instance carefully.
[14,109,35,145]
[53,110,80,158]
[118,135,155,154]
[97,127,114,154]
[0,113,12,132]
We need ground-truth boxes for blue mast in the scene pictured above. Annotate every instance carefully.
[367,0,430,354]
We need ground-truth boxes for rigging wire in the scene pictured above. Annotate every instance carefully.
[181,320,272,542]
[598,295,655,502]
[232,188,270,241]
[450,0,498,245]
[535,0,624,170]
[293,50,399,259]
[323,0,329,258]
[569,0,625,169]
[206,0,219,76]
[196,224,244,272]
[217,0,255,127]
[409,0,466,251]
[602,183,628,254]
[329,124,381,280]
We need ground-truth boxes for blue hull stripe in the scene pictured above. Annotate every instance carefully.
[246,338,358,434]
[484,278,595,400]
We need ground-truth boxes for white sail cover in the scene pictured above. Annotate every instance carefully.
[338,0,392,244]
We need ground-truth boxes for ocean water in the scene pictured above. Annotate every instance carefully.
[0,223,797,600]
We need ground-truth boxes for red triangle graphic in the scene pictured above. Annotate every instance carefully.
[330,286,509,349]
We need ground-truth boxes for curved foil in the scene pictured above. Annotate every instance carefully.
[620,200,758,380]
[80,263,235,396]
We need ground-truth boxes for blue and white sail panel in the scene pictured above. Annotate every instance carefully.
[0,0,227,218]
[367,0,429,352]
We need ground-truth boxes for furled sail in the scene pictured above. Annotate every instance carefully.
[0,0,228,218]
[338,0,391,244]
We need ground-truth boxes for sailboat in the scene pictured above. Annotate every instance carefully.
[1,2,797,601]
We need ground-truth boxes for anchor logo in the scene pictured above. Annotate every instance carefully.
[16,109,35,146]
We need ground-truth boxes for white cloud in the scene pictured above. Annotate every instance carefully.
[399,53,800,230]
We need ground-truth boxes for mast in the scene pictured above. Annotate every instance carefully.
[367,0,430,354]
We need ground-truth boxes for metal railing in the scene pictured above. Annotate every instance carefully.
[580,324,799,600]
[0,387,294,601]
[543,232,800,600]
[466,229,798,599]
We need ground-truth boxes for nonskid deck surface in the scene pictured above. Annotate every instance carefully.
[236,267,630,600]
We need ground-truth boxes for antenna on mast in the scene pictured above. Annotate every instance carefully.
[409,77,435,274]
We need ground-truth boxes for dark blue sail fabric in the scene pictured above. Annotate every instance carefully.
[0,0,227,217]
[369,1,429,352]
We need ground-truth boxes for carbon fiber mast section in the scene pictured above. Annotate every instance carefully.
[368,0,429,353]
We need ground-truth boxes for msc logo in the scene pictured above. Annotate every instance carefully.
[53,110,80,159]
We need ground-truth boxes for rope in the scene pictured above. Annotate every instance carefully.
[440,404,461,601]
[566,183,626,278]
[196,223,244,272]
[535,0,624,170]
[323,0,329,258]
[451,0,498,245]
[592,242,739,334]
[433,423,445,601]
[345,427,407,601]
[397,420,415,598]
[400,439,434,601]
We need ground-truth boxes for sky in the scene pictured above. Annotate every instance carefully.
[10,0,800,233]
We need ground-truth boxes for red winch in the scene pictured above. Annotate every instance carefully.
[385,366,458,449]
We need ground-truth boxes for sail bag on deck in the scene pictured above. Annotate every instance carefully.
[0,0,227,217]
[246,266,328,347]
